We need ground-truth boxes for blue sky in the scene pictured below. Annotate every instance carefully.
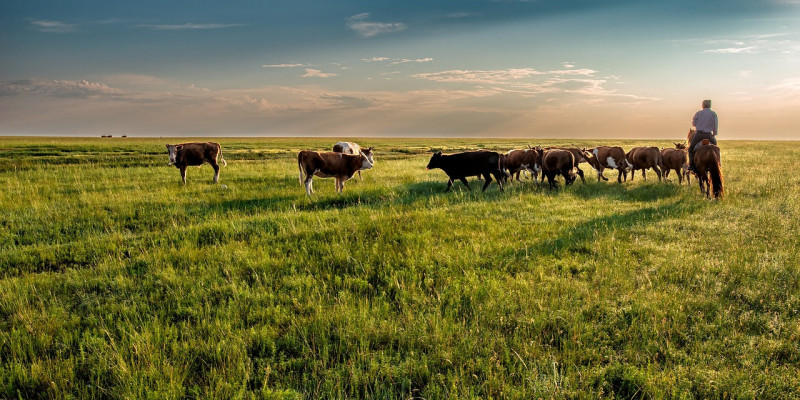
[2,0,799,138]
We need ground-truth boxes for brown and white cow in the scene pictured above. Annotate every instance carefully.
[626,146,663,182]
[503,148,540,183]
[165,142,226,185]
[581,146,629,183]
[661,142,690,185]
[333,142,374,180]
[540,147,587,184]
[298,151,373,195]
[537,148,576,190]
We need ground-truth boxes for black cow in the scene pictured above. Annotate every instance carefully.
[426,151,505,192]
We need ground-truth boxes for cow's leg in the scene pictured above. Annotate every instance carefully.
[514,171,522,182]
[180,166,187,185]
[339,178,345,193]
[481,174,492,191]
[491,170,504,191]
[459,177,472,190]
[653,165,662,182]
[357,170,363,181]
[642,169,647,181]
[617,169,625,183]
[304,175,314,196]
[445,178,454,193]
[211,162,220,183]
[547,172,557,190]
[577,167,585,183]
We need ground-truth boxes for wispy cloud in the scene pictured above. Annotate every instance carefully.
[30,20,77,33]
[301,68,338,78]
[0,79,121,98]
[703,46,757,54]
[262,63,311,68]
[413,68,547,84]
[363,57,434,65]
[136,23,245,30]
[347,13,407,38]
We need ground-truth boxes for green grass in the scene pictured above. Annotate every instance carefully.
[1,136,799,399]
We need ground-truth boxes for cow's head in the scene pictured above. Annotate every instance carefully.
[674,142,687,150]
[359,152,374,170]
[362,147,375,167]
[165,144,183,165]
[426,151,443,170]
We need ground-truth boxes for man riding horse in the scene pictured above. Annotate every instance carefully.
[688,99,718,173]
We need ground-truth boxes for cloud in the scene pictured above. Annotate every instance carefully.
[262,63,311,68]
[363,57,392,62]
[320,94,377,109]
[364,57,434,65]
[0,79,121,98]
[702,46,757,54]
[347,13,407,38]
[30,20,77,33]
[136,23,245,30]
[413,68,546,84]
[301,68,338,78]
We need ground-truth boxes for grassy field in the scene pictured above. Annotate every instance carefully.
[1,136,799,399]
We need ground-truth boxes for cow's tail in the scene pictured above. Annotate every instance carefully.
[218,144,227,167]
[298,156,305,184]
[709,157,724,199]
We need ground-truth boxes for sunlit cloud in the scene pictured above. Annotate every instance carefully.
[702,46,757,54]
[413,68,547,84]
[30,20,77,33]
[347,13,407,38]
[0,79,121,97]
[301,68,338,78]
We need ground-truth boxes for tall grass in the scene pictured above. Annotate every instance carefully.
[1,137,798,398]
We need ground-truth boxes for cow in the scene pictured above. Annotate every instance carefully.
[661,142,690,185]
[626,146,663,182]
[333,142,374,180]
[539,147,587,184]
[503,149,540,183]
[298,151,373,196]
[581,146,629,183]
[537,148,576,190]
[165,142,226,185]
[426,151,505,192]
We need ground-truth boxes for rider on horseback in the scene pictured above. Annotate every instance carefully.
[688,99,718,173]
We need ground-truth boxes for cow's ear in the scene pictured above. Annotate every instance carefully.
[166,144,170,149]
[436,151,442,156]
[366,146,373,152]
[176,145,183,151]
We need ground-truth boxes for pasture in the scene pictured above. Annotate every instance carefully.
[1,137,799,399]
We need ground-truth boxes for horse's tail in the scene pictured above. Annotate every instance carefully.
[709,156,724,199]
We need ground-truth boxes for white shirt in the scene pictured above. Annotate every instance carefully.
[692,108,718,135]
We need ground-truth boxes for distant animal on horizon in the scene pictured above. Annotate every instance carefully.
[298,150,373,195]
[426,151,506,192]
[535,148,577,190]
[581,146,629,183]
[165,142,226,185]
[626,146,663,182]
[693,140,724,199]
[661,142,690,185]
[333,142,374,180]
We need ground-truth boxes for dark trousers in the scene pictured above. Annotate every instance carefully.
[689,131,717,170]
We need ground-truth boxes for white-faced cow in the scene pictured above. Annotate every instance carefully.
[333,142,374,180]
[626,146,663,182]
[661,142,690,185]
[535,148,576,190]
[581,146,629,183]
[298,151,373,195]
[503,149,540,183]
[165,142,226,185]
[426,151,505,192]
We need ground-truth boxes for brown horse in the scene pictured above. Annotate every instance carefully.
[693,140,724,199]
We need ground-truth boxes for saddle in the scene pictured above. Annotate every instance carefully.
[694,139,711,151]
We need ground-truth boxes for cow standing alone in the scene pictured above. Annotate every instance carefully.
[298,151,373,195]
[426,151,505,192]
[333,142,374,180]
[165,142,226,185]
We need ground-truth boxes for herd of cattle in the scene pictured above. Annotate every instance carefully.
[164,141,692,195]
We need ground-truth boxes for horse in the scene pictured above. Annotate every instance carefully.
[693,139,724,199]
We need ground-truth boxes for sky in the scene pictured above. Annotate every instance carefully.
[1,0,799,139]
